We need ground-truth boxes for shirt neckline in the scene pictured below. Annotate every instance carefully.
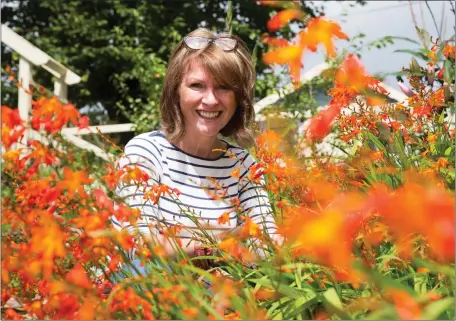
[160,131,231,161]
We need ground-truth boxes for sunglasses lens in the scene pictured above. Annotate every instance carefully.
[215,37,237,51]
[184,36,210,49]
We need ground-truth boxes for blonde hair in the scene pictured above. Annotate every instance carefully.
[159,28,256,148]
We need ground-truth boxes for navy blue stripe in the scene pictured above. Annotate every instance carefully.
[147,131,164,138]
[239,161,255,180]
[112,220,122,228]
[160,144,177,151]
[123,152,158,169]
[127,144,161,169]
[223,151,244,158]
[240,152,250,163]
[163,173,239,190]
[129,203,160,213]
[249,212,274,219]
[167,156,240,169]
[120,189,237,201]
[117,181,159,193]
[244,204,272,212]
[178,190,237,200]
[123,162,152,173]
[158,205,237,221]
[135,137,162,157]
[240,194,269,204]
[238,185,266,198]
[161,196,235,211]
[169,168,233,180]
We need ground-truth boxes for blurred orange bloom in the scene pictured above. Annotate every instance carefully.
[56,167,94,199]
[388,289,422,320]
[442,43,455,59]
[66,264,92,290]
[260,34,289,47]
[306,104,340,141]
[217,211,232,226]
[299,17,349,57]
[267,9,304,31]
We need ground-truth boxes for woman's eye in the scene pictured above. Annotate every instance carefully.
[190,83,204,89]
[217,85,231,91]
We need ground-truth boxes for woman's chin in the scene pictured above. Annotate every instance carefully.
[194,125,223,138]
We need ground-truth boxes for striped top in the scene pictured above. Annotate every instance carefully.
[112,130,277,240]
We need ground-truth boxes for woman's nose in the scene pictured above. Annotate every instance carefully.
[202,89,219,105]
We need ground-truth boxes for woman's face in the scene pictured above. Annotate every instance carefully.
[179,59,237,139]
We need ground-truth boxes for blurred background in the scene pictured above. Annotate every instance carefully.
[1,0,454,147]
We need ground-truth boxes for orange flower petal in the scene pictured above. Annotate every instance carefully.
[263,45,303,65]
[267,9,304,32]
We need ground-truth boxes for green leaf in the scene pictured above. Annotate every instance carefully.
[365,132,386,151]
[443,59,453,81]
[422,297,455,320]
[393,132,411,169]
[394,49,428,60]
[249,278,315,299]
[388,36,420,45]
[413,273,428,294]
[322,288,343,310]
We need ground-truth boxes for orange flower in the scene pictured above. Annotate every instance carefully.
[65,264,92,290]
[144,183,173,204]
[1,105,23,128]
[217,212,232,226]
[260,34,289,47]
[426,134,437,142]
[55,167,94,199]
[254,288,279,301]
[370,151,384,162]
[4,308,22,320]
[388,289,422,320]
[436,157,449,168]
[370,174,455,262]
[1,106,26,149]
[442,43,455,59]
[267,9,304,32]
[263,45,303,65]
[230,167,241,178]
[263,45,304,86]
[238,217,262,238]
[279,200,362,268]
[182,307,200,319]
[29,215,66,278]
[218,237,252,261]
[299,17,349,57]
[306,104,340,141]
[31,96,86,133]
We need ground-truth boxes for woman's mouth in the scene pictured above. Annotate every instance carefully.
[195,110,222,119]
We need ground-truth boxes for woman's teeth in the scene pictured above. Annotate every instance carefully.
[196,111,221,119]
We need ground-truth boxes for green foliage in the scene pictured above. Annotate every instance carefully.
[1,0,366,141]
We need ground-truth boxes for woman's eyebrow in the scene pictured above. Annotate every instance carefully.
[186,77,205,82]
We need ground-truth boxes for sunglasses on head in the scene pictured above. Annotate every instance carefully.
[183,35,238,52]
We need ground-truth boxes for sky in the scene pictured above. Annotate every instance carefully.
[298,0,455,89]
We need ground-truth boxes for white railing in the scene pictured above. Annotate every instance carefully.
[1,24,136,160]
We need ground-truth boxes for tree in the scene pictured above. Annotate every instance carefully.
[1,0,365,136]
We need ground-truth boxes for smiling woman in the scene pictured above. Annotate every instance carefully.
[112,28,279,271]
[161,28,256,151]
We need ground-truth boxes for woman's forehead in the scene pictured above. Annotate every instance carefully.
[182,59,220,83]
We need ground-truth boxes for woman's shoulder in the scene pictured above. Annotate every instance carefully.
[126,130,167,147]
[124,130,169,155]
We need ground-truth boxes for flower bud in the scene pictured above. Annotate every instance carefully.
[409,57,421,74]
[397,81,415,97]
